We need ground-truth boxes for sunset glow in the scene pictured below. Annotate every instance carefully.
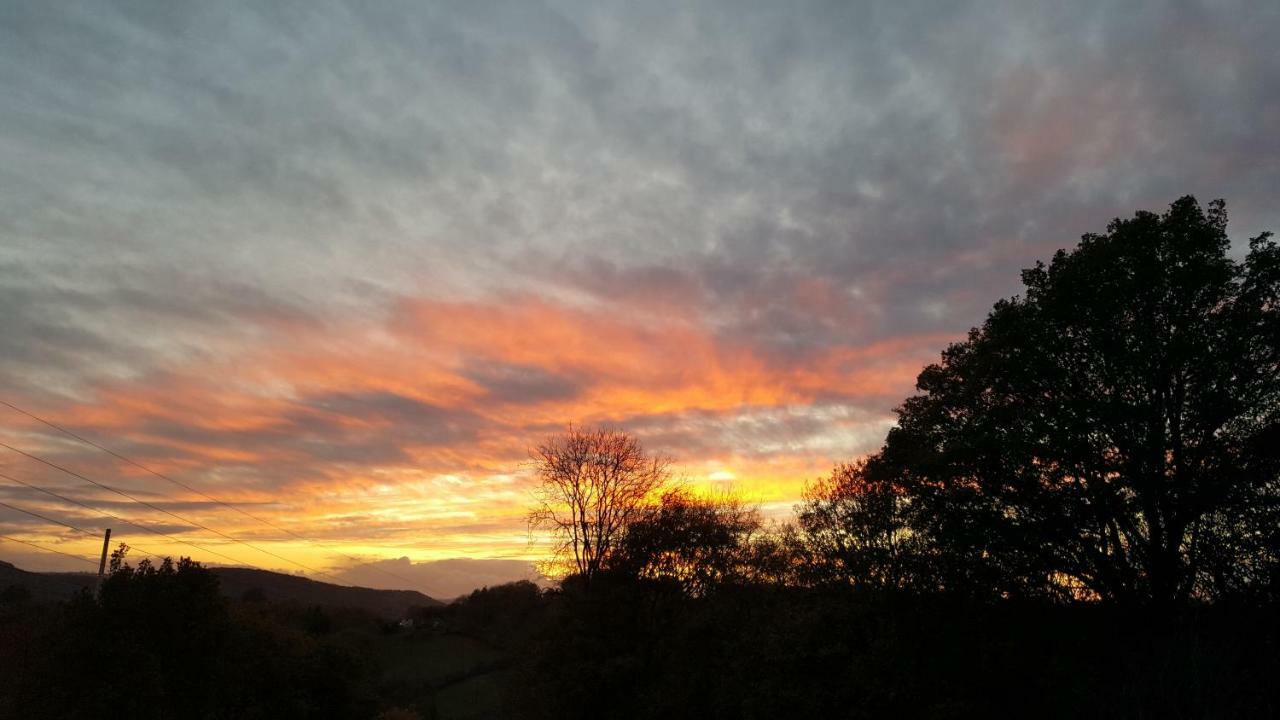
[0,288,935,578]
[2,1,1276,598]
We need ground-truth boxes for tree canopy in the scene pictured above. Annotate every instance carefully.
[610,487,763,596]
[793,460,920,590]
[855,196,1280,604]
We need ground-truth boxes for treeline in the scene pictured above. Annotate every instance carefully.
[497,197,1280,718]
[484,578,1280,719]
[0,549,383,719]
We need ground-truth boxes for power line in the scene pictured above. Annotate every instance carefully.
[0,470,251,568]
[0,496,165,563]
[1,398,421,589]
[0,533,97,566]
[0,441,346,582]
[0,471,261,566]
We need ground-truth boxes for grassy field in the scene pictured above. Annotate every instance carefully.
[360,630,512,718]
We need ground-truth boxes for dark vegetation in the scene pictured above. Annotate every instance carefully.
[1,197,1277,718]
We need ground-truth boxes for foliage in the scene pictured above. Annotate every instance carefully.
[862,197,1280,604]
[2,546,377,720]
[609,487,763,596]
[422,580,547,649]
[507,583,1280,720]
[793,459,924,590]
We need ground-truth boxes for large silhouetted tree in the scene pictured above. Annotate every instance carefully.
[609,487,763,596]
[528,426,671,583]
[876,197,1279,604]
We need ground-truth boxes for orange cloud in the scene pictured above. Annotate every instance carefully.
[0,289,952,575]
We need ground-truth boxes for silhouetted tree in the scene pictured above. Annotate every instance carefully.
[876,197,1279,604]
[528,426,671,584]
[502,197,1280,720]
[794,460,923,590]
[610,487,763,596]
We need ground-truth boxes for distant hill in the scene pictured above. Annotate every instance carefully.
[213,567,441,616]
[0,560,440,618]
[0,560,98,600]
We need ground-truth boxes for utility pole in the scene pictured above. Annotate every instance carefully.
[96,527,111,595]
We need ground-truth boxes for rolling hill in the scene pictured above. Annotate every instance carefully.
[0,560,440,618]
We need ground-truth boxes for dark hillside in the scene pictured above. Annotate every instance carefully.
[0,561,93,601]
[213,567,441,618]
[0,561,439,618]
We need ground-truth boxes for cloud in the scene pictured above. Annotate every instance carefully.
[464,362,585,405]
[335,556,547,599]
[1,0,1277,574]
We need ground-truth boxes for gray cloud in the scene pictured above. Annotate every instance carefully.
[336,556,545,599]
[3,0,1278,569]
[616,403,894,465]
[3,0,1277,394]
[465,362,583,405]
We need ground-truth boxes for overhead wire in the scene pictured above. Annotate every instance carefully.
[0,534,102,595]
[0,533,97,566]
[0,441,348,580]
[0,399,421,588]
[0,470,255,569]
[0,496,166,563]
[0,461,285,573]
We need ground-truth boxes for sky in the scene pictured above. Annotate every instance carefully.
[1,0,1278,593]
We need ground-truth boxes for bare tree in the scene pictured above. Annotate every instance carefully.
[527,426,671,583]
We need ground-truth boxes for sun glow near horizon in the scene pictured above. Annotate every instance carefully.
[3,1,1277,590]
